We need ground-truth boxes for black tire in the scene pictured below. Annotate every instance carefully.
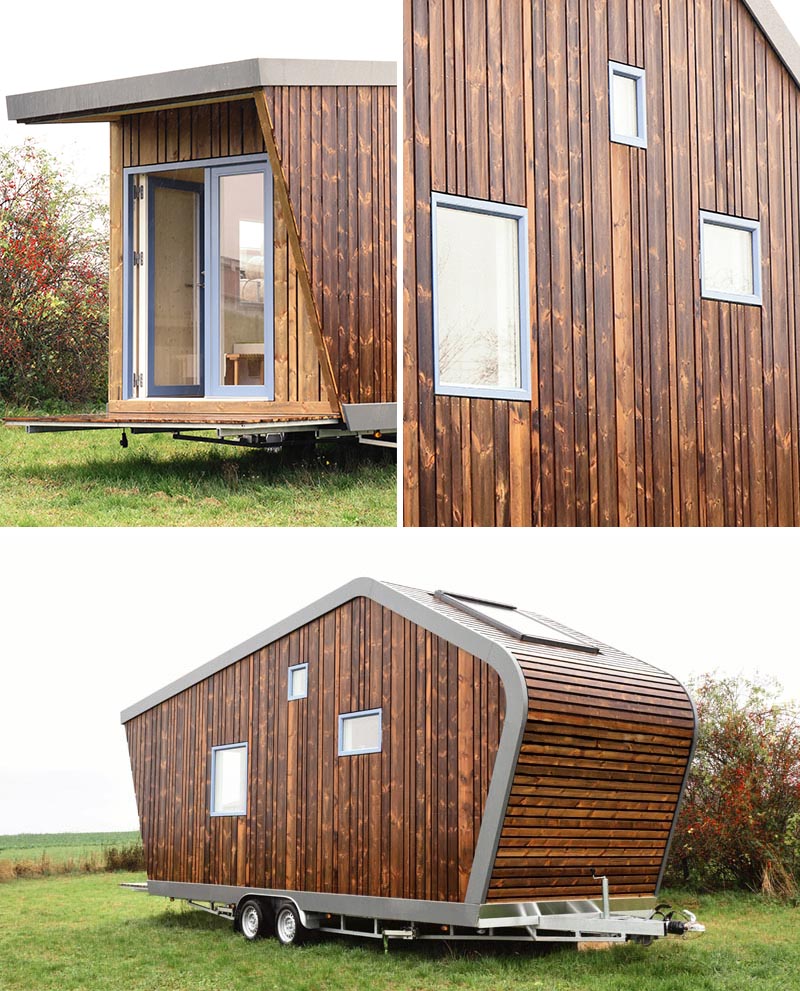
[274,902,308,946]
[237,898,270,941]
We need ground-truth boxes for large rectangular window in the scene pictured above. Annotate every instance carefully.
[700,211,762,305]
[338,709,382,756]
[432,193,530,401]
[210,743,248,816]
[609,62,647,148]
[124,154,273,400]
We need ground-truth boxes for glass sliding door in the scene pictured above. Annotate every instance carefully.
[210,164,273,397]
[147,176,204,396]
[125,155,273,400]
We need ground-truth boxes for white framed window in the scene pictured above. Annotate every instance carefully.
[210,743,248,816]
[431,193,531,401]
[338,708,382,756]
[288,662,308,701]
[700,211,762,305]
[609,62,647,148]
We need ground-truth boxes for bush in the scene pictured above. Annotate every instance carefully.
[103,842,145,872]
[665,674,800,897]
[0,141,108,408]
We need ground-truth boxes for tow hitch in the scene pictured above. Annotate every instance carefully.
[653,905,706,936]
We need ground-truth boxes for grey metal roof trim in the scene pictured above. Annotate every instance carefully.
[120,575,529,906]
[744,0,800,89]
[6,58,397,124]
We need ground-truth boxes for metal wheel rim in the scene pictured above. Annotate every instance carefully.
[277,908,296,943]
[241,905,260,939]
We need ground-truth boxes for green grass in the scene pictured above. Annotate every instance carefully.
[0,416,396,526]
[0,874,798,991]
[0,831,140,864]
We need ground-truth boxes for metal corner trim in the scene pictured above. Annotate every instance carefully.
[655,676,700,892]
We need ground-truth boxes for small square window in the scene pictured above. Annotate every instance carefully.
[288,663,308,701]
[432,193,531,401]
[338,709,382,756]
[700,211,762,305]
[609,62,647,148]
[211,743,247,816]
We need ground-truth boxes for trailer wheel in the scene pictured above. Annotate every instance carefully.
[237,898,269,941]
[275,903,307,946]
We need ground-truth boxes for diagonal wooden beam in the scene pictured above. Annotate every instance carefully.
[252,88,342,414]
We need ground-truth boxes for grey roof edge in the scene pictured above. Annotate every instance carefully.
[743,0,800,90]
[119,577,381,724]
[6,57,397,124]
[655,674,700,894]
[120,577,528,906]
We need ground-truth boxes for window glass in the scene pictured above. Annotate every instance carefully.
[212,745,247,815]
[435,204,523,393]
[609,63,646,147]
[340,711,382,755]
[612,72,640,138]
[219,172,266,387]
[288,664,308,700]
[703,222,755,297]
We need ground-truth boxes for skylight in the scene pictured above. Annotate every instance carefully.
[436,592,599,653]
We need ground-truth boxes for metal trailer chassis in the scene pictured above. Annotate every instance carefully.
[123,876,704,948]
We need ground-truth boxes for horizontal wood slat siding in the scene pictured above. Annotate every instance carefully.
[405,0,800,526]
[486,652,694,901]
[125,598,504,903]
[265,86,397,407]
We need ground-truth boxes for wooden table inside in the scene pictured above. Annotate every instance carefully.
[225,353,265,386]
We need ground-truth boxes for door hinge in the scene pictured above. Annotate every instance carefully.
[133,372,144,390]
[133,251,144,266]
[132,184,144,200]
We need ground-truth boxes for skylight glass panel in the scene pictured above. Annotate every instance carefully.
[438,592,599,653]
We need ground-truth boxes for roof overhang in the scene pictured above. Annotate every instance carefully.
[743,0,800,89]
[6,57,397,124]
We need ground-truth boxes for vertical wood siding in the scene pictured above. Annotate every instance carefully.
[125,598,504,903]
[117,89,395,409]
[487,647,695,900]
[266,86,398,406]
[405,0,800,525]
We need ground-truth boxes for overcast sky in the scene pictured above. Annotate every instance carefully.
[1,528,799,835]
[2,2,800,837]
[0,0,400,185]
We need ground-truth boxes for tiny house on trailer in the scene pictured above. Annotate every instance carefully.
[5,59,396,447]
[120,577,703,946]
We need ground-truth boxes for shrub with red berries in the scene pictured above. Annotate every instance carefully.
[665,674,800,897]
[0,141,108,409]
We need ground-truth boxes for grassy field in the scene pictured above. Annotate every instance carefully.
[0,417,396,526]
[0,831,140,864]
[0,873,797,991]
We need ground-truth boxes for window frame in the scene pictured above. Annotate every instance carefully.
[435,590,600,654]
[699,210,763,306]
[431,192,531,402]
[287,662,309,701]
[608,61,648,149]
[338,708,383,756]
[145,175,206,397]
[122,153,274,401]
[209,742,248,817]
